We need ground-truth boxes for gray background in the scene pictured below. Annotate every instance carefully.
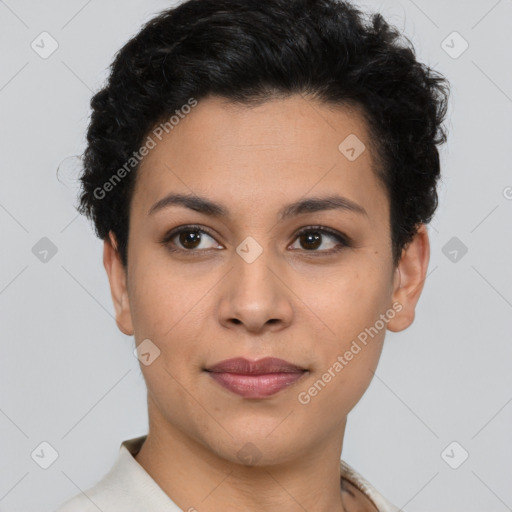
[1,0,511,511]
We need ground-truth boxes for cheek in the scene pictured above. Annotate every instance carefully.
[129,269,208,420]
[128,264,215,389]
[129,262,206,340]
[297,322,385,417]
[305,262,392,340]
[297,264,391,409]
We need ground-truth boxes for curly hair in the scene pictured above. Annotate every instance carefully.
[77,0,450,268]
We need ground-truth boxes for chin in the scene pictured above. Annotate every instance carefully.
[203,423,304,468]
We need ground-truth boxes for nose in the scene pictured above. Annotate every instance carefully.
[216,246,294,334]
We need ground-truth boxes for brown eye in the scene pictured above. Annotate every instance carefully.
[298,232,322,250]
[290,226,350,253]
[163,225,222,252]
[178,230,203,249]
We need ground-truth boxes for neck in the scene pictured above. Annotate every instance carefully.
[134,397,350,512]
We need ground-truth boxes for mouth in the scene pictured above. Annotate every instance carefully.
[204,357,308,399]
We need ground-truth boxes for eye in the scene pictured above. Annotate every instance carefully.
[289,226,350,254]
[161,224,351,256]
[162,225,222,253]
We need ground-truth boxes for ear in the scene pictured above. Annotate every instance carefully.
[387,223,430,332]
[103,231,134,336]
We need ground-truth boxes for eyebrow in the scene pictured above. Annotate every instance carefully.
[148,193,368,220]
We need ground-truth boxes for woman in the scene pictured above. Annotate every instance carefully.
[56,0,449,510]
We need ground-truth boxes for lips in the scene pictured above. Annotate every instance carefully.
[205,357,306,374]
[204,357,308,398]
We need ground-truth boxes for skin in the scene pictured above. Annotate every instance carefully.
[103,94,430,512]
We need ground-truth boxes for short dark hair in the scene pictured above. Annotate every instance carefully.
[77,0,450,268]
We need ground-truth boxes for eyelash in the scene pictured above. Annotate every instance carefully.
[161,224,352,256]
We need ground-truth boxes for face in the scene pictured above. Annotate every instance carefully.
[104,94,429,465]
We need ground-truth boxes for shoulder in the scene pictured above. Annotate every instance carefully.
[340,458,401,512]
[54,473,135,512]
[54,435,182,512]
[55,439,142,512]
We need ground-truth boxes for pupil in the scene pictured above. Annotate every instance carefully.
[301,232,321,250]
[180,231,201,249]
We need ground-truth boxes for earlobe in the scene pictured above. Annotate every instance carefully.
[103,232,134,336]
[387,224,430,333]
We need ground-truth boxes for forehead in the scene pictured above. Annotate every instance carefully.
[131,94,388,222]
